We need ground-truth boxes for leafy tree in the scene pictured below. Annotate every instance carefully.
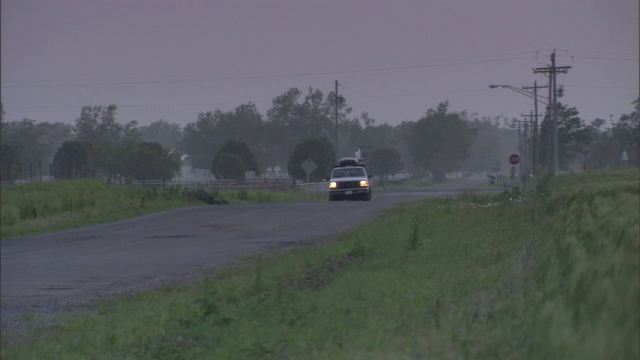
[367,147,403,179]
[122,120,142,143]
[337,115,364,157]
[75,105,121,144]
[217,103,263,145]
[0,118,74,169]
[182,87,356,172]
[113,142,181,181]
[539,103,591,170]
[336,110,416,175]
[105,140,137,180]
[266,88,302,127]
[615,97,639,166]
[461,116,518,174]
[182,104,263,169]
[213,152,245,180]
[140,119,182,150]
[270,87,338,141]
[264,88,304,167]
[406,102,476,182]
[74,105,140,177]
[583,118,621,169]
[0,101,6,144]
[212,140,258,180]
[287,137,335,181]
[265,87,351,167]
[0,144,20,182]
[182,111,220,168]
[51,141,94,179]
[584,98,640,168]
[350,113,393,146]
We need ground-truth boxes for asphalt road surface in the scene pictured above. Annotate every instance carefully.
[1,187,485,334]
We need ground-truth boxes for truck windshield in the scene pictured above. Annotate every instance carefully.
[332,168,365,178]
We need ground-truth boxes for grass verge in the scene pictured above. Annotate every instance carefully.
[0,180,322,240]
[1,168,637,359]
[0,180,203,239]
[524,168,639,359]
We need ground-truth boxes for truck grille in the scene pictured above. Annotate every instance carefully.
[338,181,361,189]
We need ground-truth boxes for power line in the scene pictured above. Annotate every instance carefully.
[7,100,274,110]
[561,84,638,90]
[559,55,639,62]
[1,55,534,89]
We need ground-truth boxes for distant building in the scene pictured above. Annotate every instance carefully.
[173,165,216,182]
[263,165,288,179]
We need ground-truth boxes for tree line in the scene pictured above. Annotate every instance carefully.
[1,91,638,184]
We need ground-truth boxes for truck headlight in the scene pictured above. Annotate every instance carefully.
[359,180,368,187]
[329,181,338,189]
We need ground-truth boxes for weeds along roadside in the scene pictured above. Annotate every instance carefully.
[524,168,639,360]
[0,180,202,239]
[2,183,544,359]
[2,169,637,359]
[0,180,322,239]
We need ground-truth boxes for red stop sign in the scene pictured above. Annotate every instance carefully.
[509,154,520,165]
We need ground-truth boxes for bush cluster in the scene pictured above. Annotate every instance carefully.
[182,189,228,205]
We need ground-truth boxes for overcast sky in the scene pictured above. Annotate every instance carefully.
[2,0,638,128]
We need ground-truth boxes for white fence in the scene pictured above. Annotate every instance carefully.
[297,181,329,193]
[128,178,296,192]
[0,177,299,192]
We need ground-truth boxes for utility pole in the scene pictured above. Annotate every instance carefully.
[521,112,535,172]
[522,81,547,176]
[534,51,570,174]
[512,119,530,179]
[335,80,339,163]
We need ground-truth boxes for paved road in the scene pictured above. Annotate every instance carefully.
[1,188,480,333]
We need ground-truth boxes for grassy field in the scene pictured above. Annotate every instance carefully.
[1,169,638,359]
[0,180,323,239]
[524,168,639,359]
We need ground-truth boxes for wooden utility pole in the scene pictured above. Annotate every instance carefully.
[334,80,339,163]
[521,112,536,175]
[512,119,530,179]
[522,81,547,176]
[534,50,570,174]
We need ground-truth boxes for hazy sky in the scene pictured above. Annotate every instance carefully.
[2,0,638,128]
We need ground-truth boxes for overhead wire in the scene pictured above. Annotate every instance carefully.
[1,55,534,89]
[6,50,635,117]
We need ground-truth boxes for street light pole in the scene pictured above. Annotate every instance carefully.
[489,84,548,104]
[489,82,549,105]
[489,83,548,176]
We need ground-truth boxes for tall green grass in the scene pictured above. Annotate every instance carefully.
[0,181,322,240]
[524,168,639,359]
[0,180,202,239]
[2,169,637,359]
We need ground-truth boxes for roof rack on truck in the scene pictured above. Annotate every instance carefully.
[334,157,365,168]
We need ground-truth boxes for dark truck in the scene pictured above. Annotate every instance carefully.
[328,157,372,201]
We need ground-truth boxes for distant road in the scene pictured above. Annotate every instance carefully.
[1,186,492,332]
